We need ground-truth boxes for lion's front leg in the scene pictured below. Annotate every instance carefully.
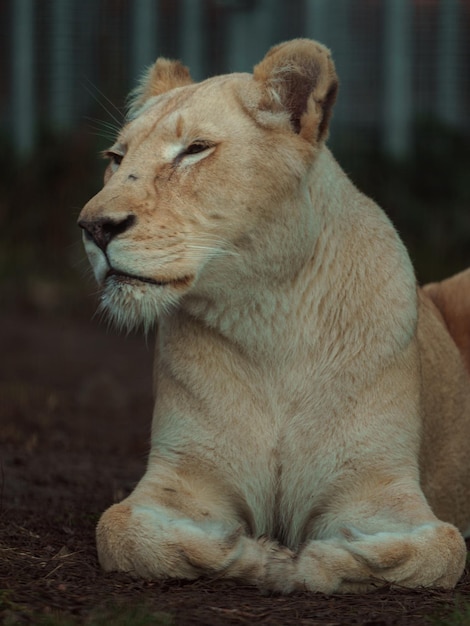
[95,475,288,583]
[264,490,466,594]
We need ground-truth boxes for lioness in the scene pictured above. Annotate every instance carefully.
[78,39,470,593]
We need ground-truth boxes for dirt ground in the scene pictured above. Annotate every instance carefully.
[2,309,470,625]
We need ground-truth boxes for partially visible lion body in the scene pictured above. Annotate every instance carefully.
[78,39,470,593]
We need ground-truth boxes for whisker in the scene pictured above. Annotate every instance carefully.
[81,78,124,128]
[72,257,95,275]
[186,244,240,258]
[85,123,121,141]
[82,77,125,118]
[84,116,121,134]
[84,121,120,143]
[185,237,241,259]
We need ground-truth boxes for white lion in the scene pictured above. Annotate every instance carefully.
[79,39,470,593]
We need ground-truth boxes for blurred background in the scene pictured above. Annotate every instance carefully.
[1,0,470,318]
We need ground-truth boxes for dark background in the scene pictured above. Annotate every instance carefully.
[1,0,470,320]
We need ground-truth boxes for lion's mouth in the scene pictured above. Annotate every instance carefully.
[106,269,193,289]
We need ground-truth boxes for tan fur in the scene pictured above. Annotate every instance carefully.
[423,269,470,375]
[78,39,470,593]
[128,58,193,118]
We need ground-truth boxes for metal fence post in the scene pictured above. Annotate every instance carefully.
[50,0,74,132]
[132,0,159,82]
[11,0,35,157]
[180,0,205,81]
[437,0,461,127]
[382,0,413,159]
[225,0,283,73]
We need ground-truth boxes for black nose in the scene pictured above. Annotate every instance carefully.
[78,215,136,251]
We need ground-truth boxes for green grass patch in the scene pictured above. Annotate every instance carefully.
[428,599,470,626]
[0,596,174,626]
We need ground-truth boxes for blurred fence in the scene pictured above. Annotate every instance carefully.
[2,0,470,160]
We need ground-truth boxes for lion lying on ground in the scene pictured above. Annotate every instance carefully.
[78,39,470,593]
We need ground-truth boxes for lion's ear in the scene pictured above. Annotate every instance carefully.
[128,58,193,117]
[253,39,338,143]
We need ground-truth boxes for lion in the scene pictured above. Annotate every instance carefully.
[78,39,470,593]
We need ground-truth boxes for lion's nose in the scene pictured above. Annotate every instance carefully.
[78,215,136,251]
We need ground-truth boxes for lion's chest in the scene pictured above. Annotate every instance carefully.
[160,367,353,547]
[241,402,352,547]
[156,315,381,548]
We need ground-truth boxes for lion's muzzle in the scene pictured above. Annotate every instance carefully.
[78,214,136,252]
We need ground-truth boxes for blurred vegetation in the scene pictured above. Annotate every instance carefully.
[1,117,469,318]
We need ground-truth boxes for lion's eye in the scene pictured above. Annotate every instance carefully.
[174,141,216,166]
[104,150,124,172]
[183,141,212,156]
[109,152,123,167]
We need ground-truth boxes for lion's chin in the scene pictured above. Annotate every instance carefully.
[99,275,182,333]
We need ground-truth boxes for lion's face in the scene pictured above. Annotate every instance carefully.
[79,42,337,331]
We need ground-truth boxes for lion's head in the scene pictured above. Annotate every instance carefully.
[78,39,338,331]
